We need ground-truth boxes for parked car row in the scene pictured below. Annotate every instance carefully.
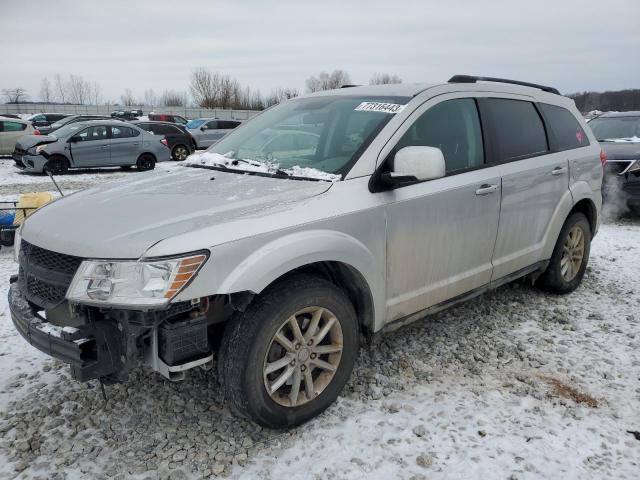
[1,110,243,173]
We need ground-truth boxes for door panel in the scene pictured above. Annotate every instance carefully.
[385,171,501,320]
[109,126,141,165]
[490,154,569,279]
[69,126,109,167]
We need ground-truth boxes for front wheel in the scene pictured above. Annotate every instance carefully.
[43,155,69,175]
[219,274,359,428]
[537,212,591,294]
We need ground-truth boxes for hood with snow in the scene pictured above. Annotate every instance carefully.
[20,165,333,259]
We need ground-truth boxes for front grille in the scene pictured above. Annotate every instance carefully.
[18,240,84,309]
[21,241,83,275]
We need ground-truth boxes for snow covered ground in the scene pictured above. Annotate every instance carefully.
[0,158,638,479]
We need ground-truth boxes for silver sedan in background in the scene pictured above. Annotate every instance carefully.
[13,120,171,174]
[186,118,241,149]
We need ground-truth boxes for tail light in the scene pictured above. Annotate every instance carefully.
[599,149,607,167]
[33,130,41,136]
[160,138,168,148]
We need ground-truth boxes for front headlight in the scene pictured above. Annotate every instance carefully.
[35,144,48,154]
[66,252,208,308]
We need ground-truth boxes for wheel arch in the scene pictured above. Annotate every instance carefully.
[569,197,597,235]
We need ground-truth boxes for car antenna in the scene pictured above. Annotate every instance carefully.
[45,169,64,196]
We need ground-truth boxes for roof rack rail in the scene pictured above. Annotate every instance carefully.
[448,75,560,95]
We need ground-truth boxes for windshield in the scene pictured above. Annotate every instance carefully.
[50,123,84,138]
[191,95,409,178]
[187,119,206,129]
[589,116,640,141]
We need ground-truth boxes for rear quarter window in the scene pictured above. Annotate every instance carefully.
[1,121,27,132]
[539,103,589,151]
[484,98,548,162]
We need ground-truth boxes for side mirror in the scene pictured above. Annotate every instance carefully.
[200,126,208,131]
[384,146,446,185]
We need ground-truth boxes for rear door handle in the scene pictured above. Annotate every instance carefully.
[551,167,567,175]
[475,184,499,196]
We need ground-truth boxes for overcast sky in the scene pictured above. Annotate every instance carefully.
[1,0,639,103]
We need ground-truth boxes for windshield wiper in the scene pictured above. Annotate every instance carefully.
[230,158,291,177]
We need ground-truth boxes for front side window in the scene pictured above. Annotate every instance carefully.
[206,95,409,176]
[186,119,206,129]
[588,116,640,142]
[395,98,484,174]
[2,121,27,132]
[539,103,589,150]
[485,98,548,162]
[205,120,219,129]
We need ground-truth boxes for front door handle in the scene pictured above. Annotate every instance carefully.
[551,167,568,176]
[475,184,499,196]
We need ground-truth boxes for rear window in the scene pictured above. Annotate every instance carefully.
[485,98,548,162]
[539,104,589,150]
[1,121,27,132]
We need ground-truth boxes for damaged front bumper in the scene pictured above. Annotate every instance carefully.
[8,280,124,381]
[8,277,214,383]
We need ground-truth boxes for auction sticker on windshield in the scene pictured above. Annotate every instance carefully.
[354,102,406,114]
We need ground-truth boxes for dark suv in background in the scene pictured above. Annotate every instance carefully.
[131,121,195,160]
[148,113,188,125]
[28,113,70,135]
[589,111,640,213]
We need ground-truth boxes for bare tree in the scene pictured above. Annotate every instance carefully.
[90,81,102,105]
[54,74,67,103]
[40,78,53,103]
[143,88,157,107]
[120,88,136,106]
[2,87,28,103]
[264,87,299,107]
[67,75,92,104]
[161,90,187,107]
[369,72,402,85]
[305,70,352,92]
[189,68,221,109]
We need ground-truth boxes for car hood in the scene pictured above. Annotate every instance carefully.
[601,141,640,160]
[15,135,59,150]
[21,166,332,258]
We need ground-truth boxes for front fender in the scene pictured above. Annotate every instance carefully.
[172,229,385,329]
[219,229,378,294]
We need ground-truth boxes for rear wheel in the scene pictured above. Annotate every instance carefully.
[43,155,69,175]
[219,274,359,428]
[136,153,155,171]
[171,144,189,161]
[537,212,591,294]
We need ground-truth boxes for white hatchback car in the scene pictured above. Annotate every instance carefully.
[0,117,34,155]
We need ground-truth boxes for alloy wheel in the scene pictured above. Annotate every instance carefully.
[173,146,189,161]
[263,306,343,407]
[560,225,585,281]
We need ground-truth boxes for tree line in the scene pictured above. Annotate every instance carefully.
[569,89,640,113]
[2,69,403,110]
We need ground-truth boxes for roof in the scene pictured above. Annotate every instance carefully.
[597,111,640,118]
[300,83,437,98]
[0,116,28,123]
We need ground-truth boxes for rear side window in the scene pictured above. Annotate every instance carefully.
[484,98,548,162]
[396,98,485,174]
[539,104,589,150]
[1,121,27,132]
[111,126,139,138]
[219,121,240,129]
[205,120,218,129]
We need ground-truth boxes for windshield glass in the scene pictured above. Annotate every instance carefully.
[589,116,640,141]
[51,123,84,138]
[190,95,409,178]
[187,119,206,129]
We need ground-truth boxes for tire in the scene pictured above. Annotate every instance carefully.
[171,144,190,161]
[136,153,155,171]
[219,273,359,429]
[537,212,591,294]
[43,155,69,175]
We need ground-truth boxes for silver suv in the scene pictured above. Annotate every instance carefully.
[8,75,602,428]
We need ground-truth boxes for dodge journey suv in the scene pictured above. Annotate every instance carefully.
[8,75,602,428]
